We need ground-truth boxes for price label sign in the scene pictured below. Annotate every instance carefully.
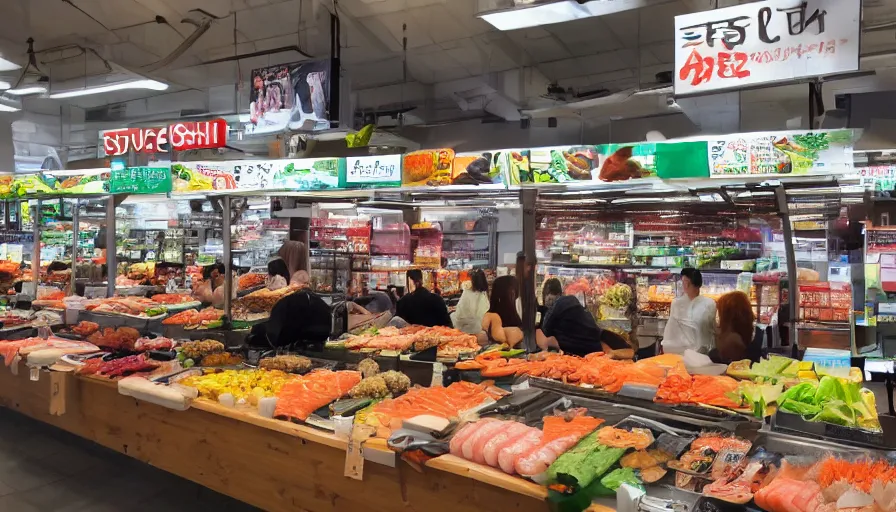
[110,166,173,195]
[342,155,402,188]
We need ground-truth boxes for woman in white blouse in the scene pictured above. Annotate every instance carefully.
[662,268,717,354]
[451,270,490,335]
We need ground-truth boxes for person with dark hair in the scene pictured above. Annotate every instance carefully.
[536,280,633,358]
[395,269,452,327]
[193,262,232,307]
[482,275,524,347]
[266,258,291,290]
[452,270,490,335]
[662,268,717,354]
[711,291,753,363]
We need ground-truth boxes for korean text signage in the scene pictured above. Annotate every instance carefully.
[343,155,401,188]
[103,119,228,156]
[674,0,860,95]
[110,166,173,194]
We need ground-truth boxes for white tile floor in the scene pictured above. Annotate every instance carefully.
[0,408,259,512]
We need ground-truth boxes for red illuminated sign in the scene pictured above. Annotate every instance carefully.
[103,119,228,156]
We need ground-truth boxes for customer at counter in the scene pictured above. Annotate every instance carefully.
[193,263,234,308]
[251,247,332,348]
[711,290,753,364]
[452,270,490,335]
[536,278,633,359]
[265,259,291,291]
[482,275,523,347]
[395,269,452,327]
[662,268,717,355]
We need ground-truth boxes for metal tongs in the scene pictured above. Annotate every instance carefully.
[637,496,689,512]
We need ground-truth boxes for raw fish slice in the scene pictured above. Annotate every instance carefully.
[514,434,579,476]
[470,421,511,464]
[462,421,507,461]
[498,430,543,474]
[449,422,482,457]
[482,423,533,468]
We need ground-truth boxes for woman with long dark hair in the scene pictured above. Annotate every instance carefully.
[482,275,523,347]
[711,291,753,363]
[452,270,490,334]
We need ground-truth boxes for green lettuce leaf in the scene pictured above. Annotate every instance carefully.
[814,376,847,405]
[779,399,821,417]
[780,382,817,404]
[600,468,641,492]
[810,400,856,426]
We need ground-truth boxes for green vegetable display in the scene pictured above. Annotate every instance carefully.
[601,283,633,310]
[546,430,626,490]
[777,376,879,430]
[734,382,783,418]
[600,467,642,492]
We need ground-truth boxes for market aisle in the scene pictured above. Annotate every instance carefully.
[0,408,259,512]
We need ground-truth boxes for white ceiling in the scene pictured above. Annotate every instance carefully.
[2,0,896,138]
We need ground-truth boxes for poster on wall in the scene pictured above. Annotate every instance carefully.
[527,145,655,184]
[674,0,861,95]
[244,59,335,136]
[492,149,530,186]
[452,151,511,187]
[169,159,341,194]
[342,154,401,189]
[708,130,854,177]
[402,149,456,187]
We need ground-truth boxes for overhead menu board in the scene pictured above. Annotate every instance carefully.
[342,154,401,188]
[674,0,861,95]
[0,172,110,199]
[400,149,514,188]
[708,130,854,177]
[110,166,172,194]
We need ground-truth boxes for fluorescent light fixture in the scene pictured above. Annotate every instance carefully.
[480,0,590,30]
[0,81,10,90]
[316,202,356,210]
[0,104,19,113]
[6,85,47,96]
[49,78,168,99]
[0,57,20,73]
[479,0,652,31]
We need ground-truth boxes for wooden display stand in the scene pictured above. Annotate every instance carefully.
[0,365,548,512]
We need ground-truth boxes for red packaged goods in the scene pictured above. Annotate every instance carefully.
[274,370,361,422]
[80,354,159,377]
[87,327,141,352]
[71,321,100,337]
[134,337,175,352]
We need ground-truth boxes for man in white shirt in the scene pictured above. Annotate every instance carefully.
[662,268,717,354]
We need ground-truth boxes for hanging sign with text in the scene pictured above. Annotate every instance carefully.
[341,154,402,188]
[110,166,173,194]
[674,0,860,95]
[103,119,229,156]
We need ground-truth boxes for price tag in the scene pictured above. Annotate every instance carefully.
[344,424,375,480]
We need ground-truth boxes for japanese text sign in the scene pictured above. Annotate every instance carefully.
[110,166,173,194]
[103,119,228,156]
[674,0,860,95]
[342,155,402,188]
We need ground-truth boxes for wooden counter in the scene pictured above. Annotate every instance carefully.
[0,365,548,512]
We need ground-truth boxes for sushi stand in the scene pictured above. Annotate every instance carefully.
[0,129,894,512]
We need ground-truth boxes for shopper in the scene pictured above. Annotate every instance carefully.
[482,275,524,347]
[266,258,290,291]
[711,291,753,364]
[451,270,490,335]
[193,262,231,307]
[536,279,633,358]
[253,268,332,348]
[662,268,717,354]
[278,240,310,286]
[395,269,452,327]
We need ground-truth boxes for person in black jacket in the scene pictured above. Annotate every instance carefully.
[395,269,452,327]
[537,281,633,359]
